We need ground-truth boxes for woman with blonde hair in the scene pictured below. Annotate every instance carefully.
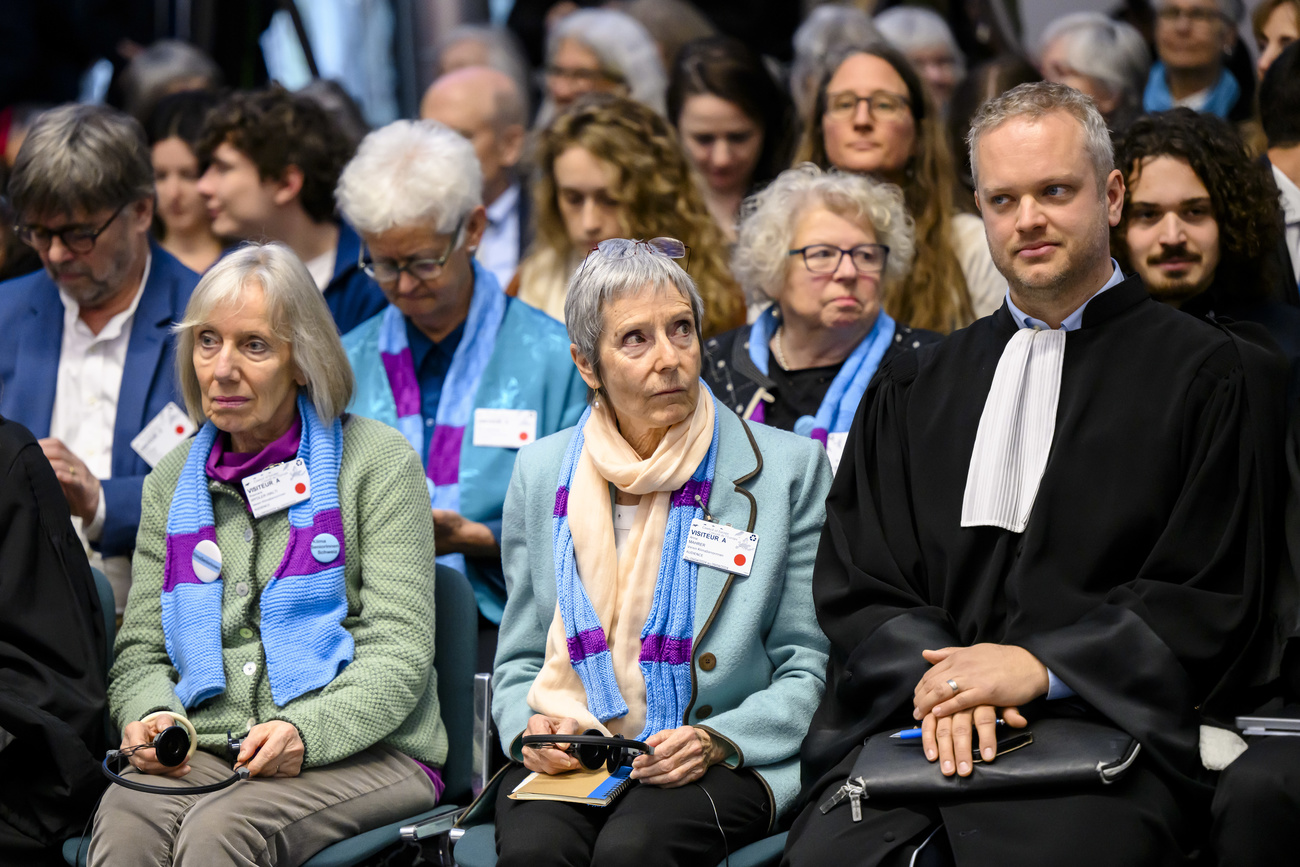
[795,43,1002,332]
[517,93,745,338]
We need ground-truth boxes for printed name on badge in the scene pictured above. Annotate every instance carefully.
[473,408,538,449]
[242,458,311,519]
[131,402,197,468]
[683,518,759,577]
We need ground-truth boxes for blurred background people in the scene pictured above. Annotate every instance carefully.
[1253,0,1300,79]
[704,165,938,470]
[117,39,222,127]
[147,90,226,274]
[947,57,1041,200]
[623,0,718,73]
[1037,12,1150,132]
[875,6,966,117]
[796,43,1000,331]
[196,86,387,334]
[1145,0,1249,120]
[517,93,744,338]
[435,23,533,119]
[668,36,794,242]
[421,67,530,290]
[1259,43,1300,300]
[789,5,880,129]
[535,9,666,129]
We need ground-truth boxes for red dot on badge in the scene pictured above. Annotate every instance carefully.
[175,425,185,434]
[519,431,528,441]
[295,482,306,494]
[734,554,746,566]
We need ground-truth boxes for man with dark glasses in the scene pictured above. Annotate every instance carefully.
[0,103,200,615]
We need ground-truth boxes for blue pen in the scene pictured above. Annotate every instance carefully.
[892,720,1005,740]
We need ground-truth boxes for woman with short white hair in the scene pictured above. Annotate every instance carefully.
[1038,13,1150,131]
[89,243,446,864]
[536,8,667,127]
[875,6,966,114]
[704,165,938,472]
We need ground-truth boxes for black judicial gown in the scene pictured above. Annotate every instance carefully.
[786,277,1288,867]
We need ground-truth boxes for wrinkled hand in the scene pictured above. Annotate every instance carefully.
[121,714,191,778]
[39,438,101,523]
[913,644,1049,720]
[234,721,305,778]
[920,705,1029,777]
[522,714,582,775]
[431,509,499,557]
[630,726,726,788]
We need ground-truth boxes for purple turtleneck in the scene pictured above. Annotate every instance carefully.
[205,415,302,487]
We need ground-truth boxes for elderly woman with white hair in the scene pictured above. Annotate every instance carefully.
[703,165,939,474]
[1038,13,1150,131]
[875,6,966,115]
[88,244,446,864]
[536,8,667,127]
[336,120,586,647]
[491,241,832,866]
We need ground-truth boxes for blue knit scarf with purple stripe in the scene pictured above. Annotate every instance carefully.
[552,404,720,738]
[161,394,353,708]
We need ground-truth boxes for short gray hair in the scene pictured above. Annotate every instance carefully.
[436,24,532,117]
[1038,14,1149,114]
[175,243,354,424]
[967,81,1114,191]
[564,245,704,403]
[875,7,965,76]
[790,6,881,122]
[543,9,667,119]
[8,104,154,221]
[732,164,915,305]
[335,119,482,236]
[118,39,221,124]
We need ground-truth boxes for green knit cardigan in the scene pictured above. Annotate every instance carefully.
[110,414,447,769]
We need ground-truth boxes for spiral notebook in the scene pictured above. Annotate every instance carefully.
[507,765,635,806]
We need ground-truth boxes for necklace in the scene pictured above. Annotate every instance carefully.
[772,325,791,370]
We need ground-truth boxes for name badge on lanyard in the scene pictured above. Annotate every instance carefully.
[683,518,759,577]
[473,408,538,448]
[131,402,197,468]
[242,459,311,519]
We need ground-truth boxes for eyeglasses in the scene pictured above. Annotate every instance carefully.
[360,218,464,285]
[1156,5,1226,25]
[580,236,692,273]
[544,64,624,86]
[15,202,127,254]
[824,90,911,122]
[789,244,890,275]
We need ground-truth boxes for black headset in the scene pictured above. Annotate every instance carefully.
[102,726,250,795]
[521,731,653,773]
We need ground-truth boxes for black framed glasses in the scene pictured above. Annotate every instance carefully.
[359,218,465,284]
[15,202,127,254]
[789,243,890,275]
[580,237,691,274]
[1155,4,1227,25]
[824,90,911,121]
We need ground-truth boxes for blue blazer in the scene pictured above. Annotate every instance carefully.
[0,242,199,556]
[494,397,832,821]
[325,222,389,335]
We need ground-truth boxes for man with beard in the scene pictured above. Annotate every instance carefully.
[0,104,199,612]
[782,82,1285,867]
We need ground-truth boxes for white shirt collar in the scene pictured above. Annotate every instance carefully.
[1272,164,1300,225]
[485,181,521,225]
[1004,259,1125,332]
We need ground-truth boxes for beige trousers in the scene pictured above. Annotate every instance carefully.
[88,744,438,867]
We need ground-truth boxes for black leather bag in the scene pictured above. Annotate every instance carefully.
[819,718,1141,818]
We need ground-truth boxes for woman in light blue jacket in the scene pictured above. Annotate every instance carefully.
[492,238,831,866]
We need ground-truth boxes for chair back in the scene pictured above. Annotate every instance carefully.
[89,566,116,746]
[434,564,477,804]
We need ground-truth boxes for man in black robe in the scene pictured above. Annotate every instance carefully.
[783,82,1286,867]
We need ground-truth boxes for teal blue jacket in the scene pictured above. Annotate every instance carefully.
[493,397,832,822]
[342,265,588,621]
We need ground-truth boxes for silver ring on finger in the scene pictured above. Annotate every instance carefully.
[947,679,959,693]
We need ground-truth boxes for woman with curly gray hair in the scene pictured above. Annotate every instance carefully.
[703,165,939,473]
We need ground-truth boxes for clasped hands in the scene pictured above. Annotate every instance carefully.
[522,714,726,788]
[911,644,1049,779]
[120,715,304,779]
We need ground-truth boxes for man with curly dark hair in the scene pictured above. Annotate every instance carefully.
[196,86,386,334]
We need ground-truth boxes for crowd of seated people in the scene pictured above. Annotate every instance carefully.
[3,4,1300,866]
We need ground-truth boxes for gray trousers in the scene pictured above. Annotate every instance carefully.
[88,744,439,867]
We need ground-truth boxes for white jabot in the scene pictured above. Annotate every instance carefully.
[962,261,1124,533]
[1273,164,1300,288]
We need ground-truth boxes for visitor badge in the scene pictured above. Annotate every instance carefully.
[683,518,759,577]
[473,408,538,449]
[131,402,197,468]
[826,432,848,476]
[242,459,311,518]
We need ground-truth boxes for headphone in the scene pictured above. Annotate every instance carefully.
[102,713,250,795]
[521,731,654,773]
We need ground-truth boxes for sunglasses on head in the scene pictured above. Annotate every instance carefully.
[579,237,691,274]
